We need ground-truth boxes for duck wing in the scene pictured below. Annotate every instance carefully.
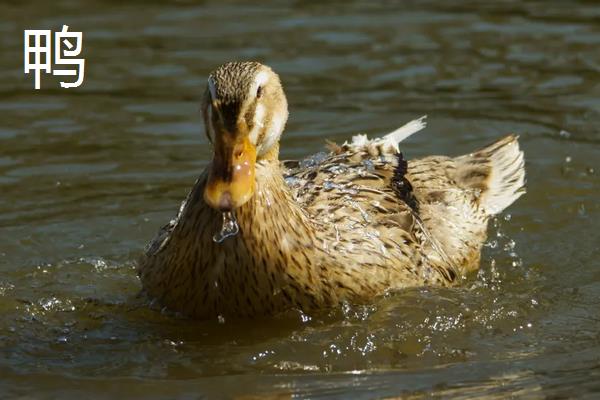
[408,135,525,273]
[282,118,525,282]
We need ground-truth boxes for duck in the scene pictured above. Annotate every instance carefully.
[138,61,526,319]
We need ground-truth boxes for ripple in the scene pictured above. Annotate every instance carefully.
[0,101,67,111]
[0,0,599,397]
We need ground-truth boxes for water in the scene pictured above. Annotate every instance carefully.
[1,1,599,398]
[213,211,239,243]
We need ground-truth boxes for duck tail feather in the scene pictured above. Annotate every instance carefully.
[457,135,526,216]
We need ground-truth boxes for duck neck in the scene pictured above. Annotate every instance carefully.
[233,155,317,254]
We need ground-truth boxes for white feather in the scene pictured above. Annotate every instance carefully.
[380,115,427,152]
[345,115,427,154]
[250,70,270,99]
[249,104,265,145]
[258,111,285,156]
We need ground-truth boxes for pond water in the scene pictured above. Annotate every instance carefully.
[1,1,599,398]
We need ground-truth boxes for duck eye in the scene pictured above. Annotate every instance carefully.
[256,85,263,99]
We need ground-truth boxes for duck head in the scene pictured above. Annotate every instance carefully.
[201,62,289,211]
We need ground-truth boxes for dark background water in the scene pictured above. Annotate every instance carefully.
[1,1,599,398]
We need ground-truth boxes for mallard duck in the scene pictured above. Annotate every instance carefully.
[138,61,525,319]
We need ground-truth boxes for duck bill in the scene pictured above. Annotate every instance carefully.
[204,134,257,211]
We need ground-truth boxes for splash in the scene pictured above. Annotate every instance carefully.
[213,211,239,243]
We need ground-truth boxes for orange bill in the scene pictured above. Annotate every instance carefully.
[204,134,257,211]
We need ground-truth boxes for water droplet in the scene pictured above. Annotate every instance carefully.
[531,299,538,306]
[361,159,375,171]
[503,239,516,251]
[284,176,302,187]
[559,130,572,139]
[511,259,522,267]
[213,211,239,243]
[217,314,226,324]
[298,311,312,323]
[299,152,329,169]
[326,165,347,175]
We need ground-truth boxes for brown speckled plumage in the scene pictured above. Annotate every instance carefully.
[209,62,262,105]
[138,62,526,319]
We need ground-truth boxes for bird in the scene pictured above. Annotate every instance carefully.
[137,61,526,319]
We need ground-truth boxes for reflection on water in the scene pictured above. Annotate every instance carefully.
[1,1,599,398]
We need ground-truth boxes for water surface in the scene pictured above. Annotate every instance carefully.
[1,1,599,398]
